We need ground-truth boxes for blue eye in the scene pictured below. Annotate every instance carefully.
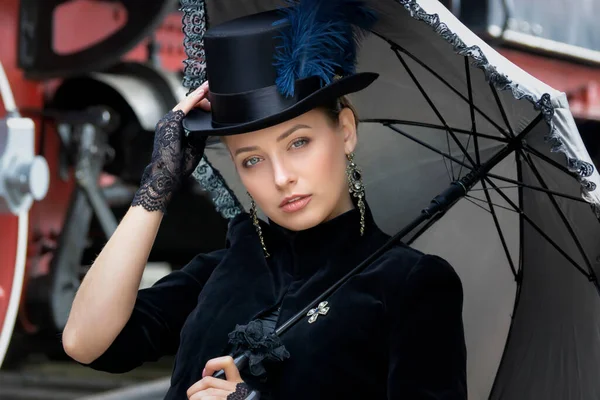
[243,156,261,168]
[290,138,309,149]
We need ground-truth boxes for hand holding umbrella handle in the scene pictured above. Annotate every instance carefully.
[211,354,260,399]
[212,353,249,379]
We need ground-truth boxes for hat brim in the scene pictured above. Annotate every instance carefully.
[182,72,378,136]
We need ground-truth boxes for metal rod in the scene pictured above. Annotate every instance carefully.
[393,48,478,169]
[519,150,598,284]
[487,173,588,204]
[466,56,482,165]
[489,83,515,138]
[484,178,591,278]
[522,143,575,176]
[516,154,525,283]
[479,179,518,278]
[361,118,509,143]
[385,117,590,204]
[465,194,517,213]
[463,196,494,213]
[388,42,511,139]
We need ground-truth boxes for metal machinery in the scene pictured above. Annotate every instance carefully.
[0,0,598,369]
[0,0,229,368]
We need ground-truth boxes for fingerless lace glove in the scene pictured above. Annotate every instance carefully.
[131,110,206,213]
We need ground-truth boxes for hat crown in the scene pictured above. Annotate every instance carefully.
[204,11,285,94]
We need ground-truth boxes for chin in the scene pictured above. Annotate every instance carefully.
[270,207,326,232]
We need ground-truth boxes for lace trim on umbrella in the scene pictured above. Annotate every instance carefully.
[396,0,598,207]
[228,320,291,377]
[193,156,244,220]
[180,0,208,94]
[180,0,243,217]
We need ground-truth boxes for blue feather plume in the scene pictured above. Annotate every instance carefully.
[273,0,377,97]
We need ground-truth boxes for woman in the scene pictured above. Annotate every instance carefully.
[62,3,467,399]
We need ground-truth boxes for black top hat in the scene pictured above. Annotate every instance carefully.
[182,2,378,136]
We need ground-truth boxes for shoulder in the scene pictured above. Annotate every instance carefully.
[379,244,459,281]
[178,248,229,286]
[180,212,256,280]
[376,244,463,304]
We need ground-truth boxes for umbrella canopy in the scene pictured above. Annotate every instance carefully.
[183,0,600,398]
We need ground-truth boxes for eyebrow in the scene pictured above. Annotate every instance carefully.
[233,124,311,156]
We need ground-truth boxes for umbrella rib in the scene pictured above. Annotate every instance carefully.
[487,173,589,204]
[384,124,588,204]
[463,196,492,213]
[516,155,525,280]
[460,56,480,179]
[456,133,472,180]
[465,194,518,214]
[389,43,511,139]
[442,150,454,182]
[521,142,576,176]
[446,127,456,180]
[518,150,596,274]
[393,48,478,170]
[471,185,520,191]
[385,123,472,167]
[466,56,482,164]
[477,179,519,277]
[490,84,516,138]
[483,178,591,278]
[362,119,509,143]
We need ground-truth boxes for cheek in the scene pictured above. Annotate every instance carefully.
[303,139,346,190]
[238,166,275,208]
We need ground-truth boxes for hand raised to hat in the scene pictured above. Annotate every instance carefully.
[131,82,211,213]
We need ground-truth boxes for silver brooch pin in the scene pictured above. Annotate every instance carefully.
[307,301,330,323]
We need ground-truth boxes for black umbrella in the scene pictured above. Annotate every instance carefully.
[180,1,600,399]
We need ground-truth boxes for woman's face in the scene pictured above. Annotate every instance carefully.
[223,107,358,231]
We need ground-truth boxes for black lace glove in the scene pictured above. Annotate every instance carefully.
[131,109,206,212]
[227,382,260,399]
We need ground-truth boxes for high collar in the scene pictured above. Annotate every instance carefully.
[266,199,380,277]
[226,198,385,278]
[266,203,369,249]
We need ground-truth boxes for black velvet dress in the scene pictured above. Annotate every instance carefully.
[80,204,467,399]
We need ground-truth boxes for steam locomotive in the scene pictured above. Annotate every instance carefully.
[0,0,598,369]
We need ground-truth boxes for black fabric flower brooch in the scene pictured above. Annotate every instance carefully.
[227,320,290,376]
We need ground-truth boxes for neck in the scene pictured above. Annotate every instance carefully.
[324,193,355,222]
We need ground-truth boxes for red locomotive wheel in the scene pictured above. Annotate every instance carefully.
[0,212,28,367]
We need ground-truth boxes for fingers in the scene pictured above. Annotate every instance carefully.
[187,377,236,399]
[188,386,231,399]
[196,98,212,112]
[173,81,210,115]
[204,356,242,382]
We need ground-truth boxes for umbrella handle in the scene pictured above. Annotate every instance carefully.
[212,353,249,379]
[212,354,259,399]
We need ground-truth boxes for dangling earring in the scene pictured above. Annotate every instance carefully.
[346,153,366,236]
[248,193,270,258]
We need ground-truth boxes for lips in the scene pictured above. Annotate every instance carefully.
[279,195,312,213]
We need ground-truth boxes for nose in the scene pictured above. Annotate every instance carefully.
[272,156,297,190]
